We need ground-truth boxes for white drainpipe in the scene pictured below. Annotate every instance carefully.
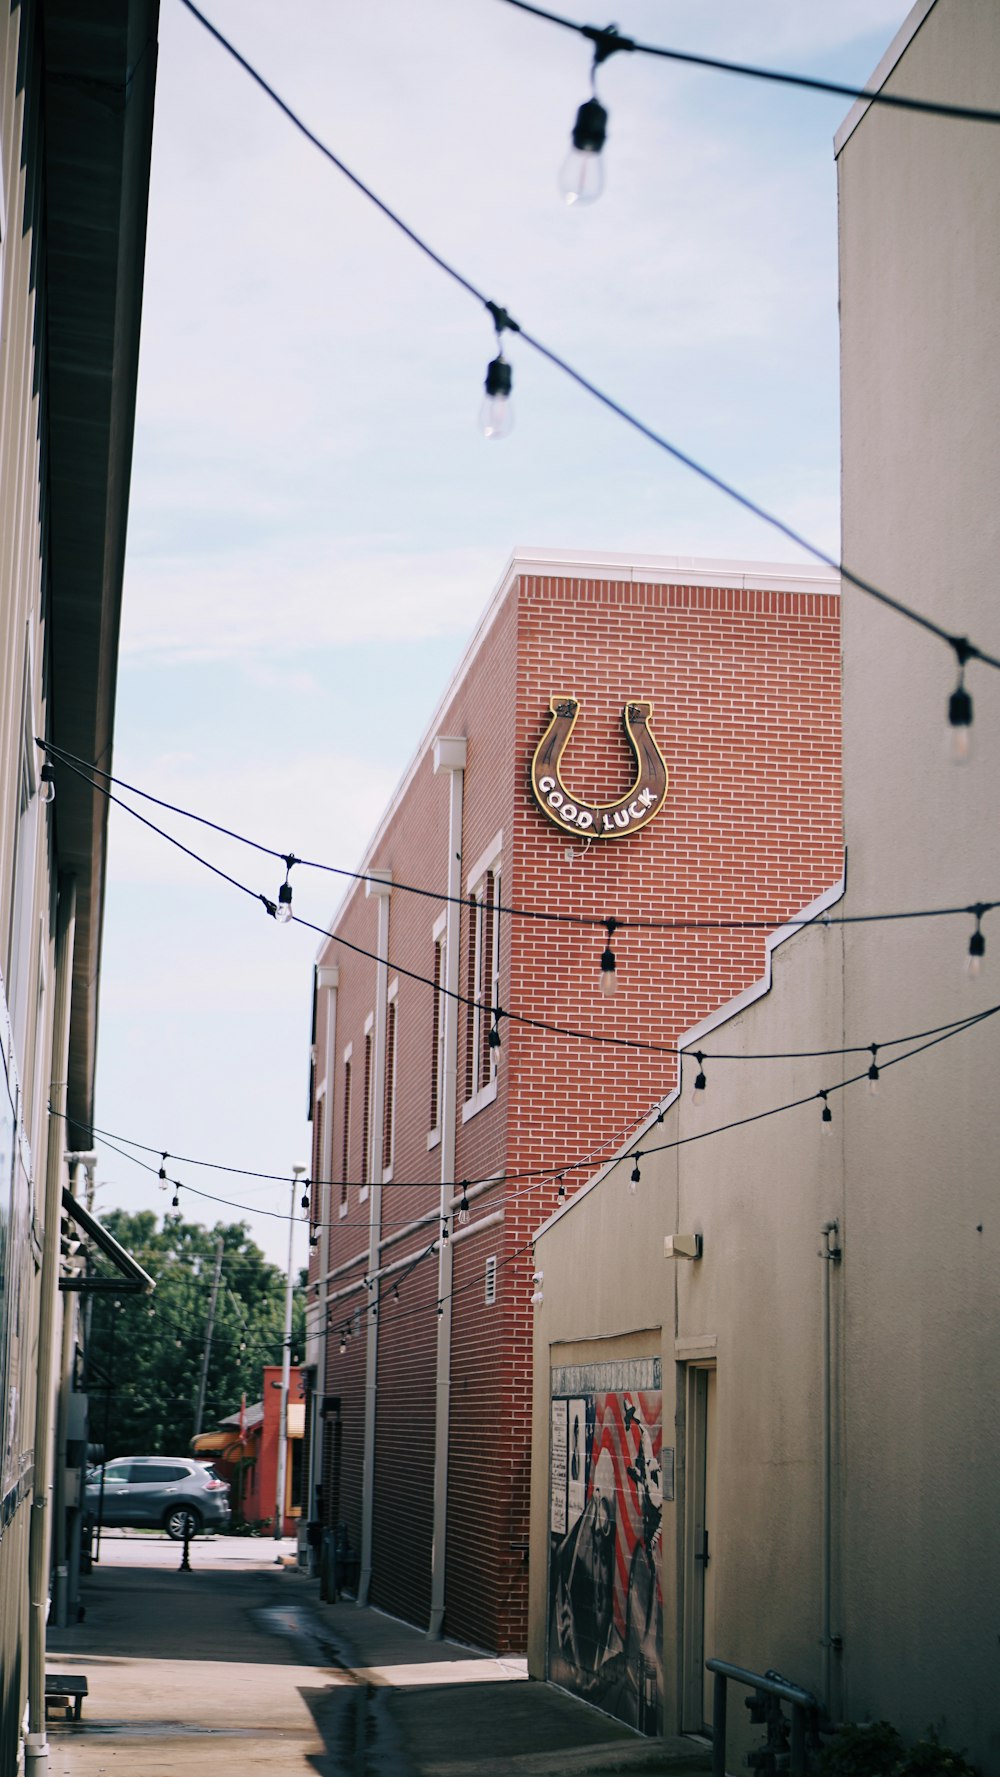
[358,870,391,1607]
[429,737,466,1636]
[314,965,339,1523]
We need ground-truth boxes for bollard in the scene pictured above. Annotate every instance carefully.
[179,1519,192,1572]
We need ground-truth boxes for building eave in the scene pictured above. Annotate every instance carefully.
[41,0,159,1137]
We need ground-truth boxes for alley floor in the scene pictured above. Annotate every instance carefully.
[44,1534,712,1776]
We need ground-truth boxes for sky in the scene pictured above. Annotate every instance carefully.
[91,0,913,1267]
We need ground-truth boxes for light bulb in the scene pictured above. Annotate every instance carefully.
[600,946,617,994]
[867,1064,880,1097]
[39,763,55,804]
[629,1156,641,1193]
[275,881,293,924]
[531,1289,544,1306]
[819,1092,832,1130]
[339,1337,347,1355]
[691,1055,707,1105]
[479,353,513,440]
[948,679,973,763]
[559,98,607,206]
[457,1189,470,1227]
[967,928,985,978]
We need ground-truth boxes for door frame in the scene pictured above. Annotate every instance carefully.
[681,1361,716,1733]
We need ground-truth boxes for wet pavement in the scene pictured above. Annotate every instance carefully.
[45,1536,712,1776]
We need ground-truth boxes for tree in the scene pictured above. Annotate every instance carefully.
[85,1210,307,1458]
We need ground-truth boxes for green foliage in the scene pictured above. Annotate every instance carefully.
[85,1210,307,1458]
[898,1729,978,1777]
[817,1722,905,1777]
[817,1722,978,1777]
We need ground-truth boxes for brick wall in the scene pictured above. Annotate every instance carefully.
[309,560,841,1651]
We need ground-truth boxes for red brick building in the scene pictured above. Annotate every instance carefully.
[305,549,841,1652]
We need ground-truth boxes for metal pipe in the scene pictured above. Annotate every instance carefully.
[429,740,465,1636]
[711,1668,727,1777]
[193,1235,224,1439]
[26,880,76,1777]
[820,1219,842,1718]
[358,872,391,1605]
[274,1169,305,1539]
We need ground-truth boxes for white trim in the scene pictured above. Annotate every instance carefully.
[834,0,938,156]
[426,1128,442,1152]
[466,832,504,899]
[315,550,840,956]
[431,909,447,943]
[462,1076,498,1122]
[532,860,848,1242]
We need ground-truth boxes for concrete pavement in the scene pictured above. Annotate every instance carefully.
[45,1536,712,1776]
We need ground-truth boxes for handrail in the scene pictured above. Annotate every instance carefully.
[706,1658,820,1777]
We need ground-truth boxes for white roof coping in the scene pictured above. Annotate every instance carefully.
[316,547,840,955]
[835,0,938,157]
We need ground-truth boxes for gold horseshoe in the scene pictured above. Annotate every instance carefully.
[530,697,668,840]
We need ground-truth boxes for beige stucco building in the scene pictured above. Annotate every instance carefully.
[528,2,1000,1769]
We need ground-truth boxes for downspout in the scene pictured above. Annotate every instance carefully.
[358,869,391,1607]
[820,1219,842,1720]
[429,736,466,1636]
[314,965,339,1522]
[26,878,76,1777]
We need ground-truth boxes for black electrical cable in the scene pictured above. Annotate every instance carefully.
[175,0,1000,680]
[497,0,1000,126]
[38,739,1000,941]
[43,744,1000,1072]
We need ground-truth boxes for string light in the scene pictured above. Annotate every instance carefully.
[867,1045,880,1097]
[629,1153,641,1193]
[818,1090,832,1129]
[489,1007,504,1049]
[948,643,974,762]
[275,854,296,925]
[457,1185,470,1226]
[158,1153,168,1189]
[967,907,986,978]
[557,1176,567,1199]
[171,1186,180,1208]
[39,762,56,805]
[558,25,628,206]
[480,302,516,439]
[691,1053,707,1105]
[442,1216,450,1243]
[40,737,1000,945]
[500,0,1000,124]
[599,918,618,995]
[300,1182,310,1210]
[173,2,1000,686]
[339,1333,347,1354]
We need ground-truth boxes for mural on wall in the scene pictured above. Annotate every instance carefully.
[548,1358,669,1735]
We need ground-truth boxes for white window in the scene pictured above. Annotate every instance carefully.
[340,1043,352,1216]
[360,1016,374,1201]
[463,835,502,1122]
[428,912,447,1148]
[382,981,398,1180]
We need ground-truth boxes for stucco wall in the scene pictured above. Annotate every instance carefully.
[531,1,1000,1765]
[837,0,1000,1758]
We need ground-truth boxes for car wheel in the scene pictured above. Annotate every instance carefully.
[164,1506,202,1541]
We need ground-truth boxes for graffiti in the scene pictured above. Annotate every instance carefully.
[548,1364,664,1734]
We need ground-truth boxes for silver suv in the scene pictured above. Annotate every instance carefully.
[85,1457,231,1539]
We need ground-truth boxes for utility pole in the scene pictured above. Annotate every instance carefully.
[274,1167,306,1541]
[193,1235,225,1439]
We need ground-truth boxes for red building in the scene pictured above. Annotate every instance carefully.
[194,1364,305,1536]
[305,549,841,1652]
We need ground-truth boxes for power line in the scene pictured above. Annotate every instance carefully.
[175,0,1000,686]
[42,743,997,1068]
[497,0,1000,126]
[60,1004,997,1232]
[38,739,1000,941]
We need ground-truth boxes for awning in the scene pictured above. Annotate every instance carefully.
[58,1189,155,1294]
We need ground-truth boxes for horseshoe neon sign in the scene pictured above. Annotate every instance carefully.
[530,697,668,839]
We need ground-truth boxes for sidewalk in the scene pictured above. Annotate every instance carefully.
[45,1542,712,1776]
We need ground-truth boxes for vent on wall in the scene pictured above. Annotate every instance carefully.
[485,1256,497,1306]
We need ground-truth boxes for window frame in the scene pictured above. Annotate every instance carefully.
[340,1043,352,1217]
[462,834,503,1123]
[382,979,398,1181]
[428,911,447,1149]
